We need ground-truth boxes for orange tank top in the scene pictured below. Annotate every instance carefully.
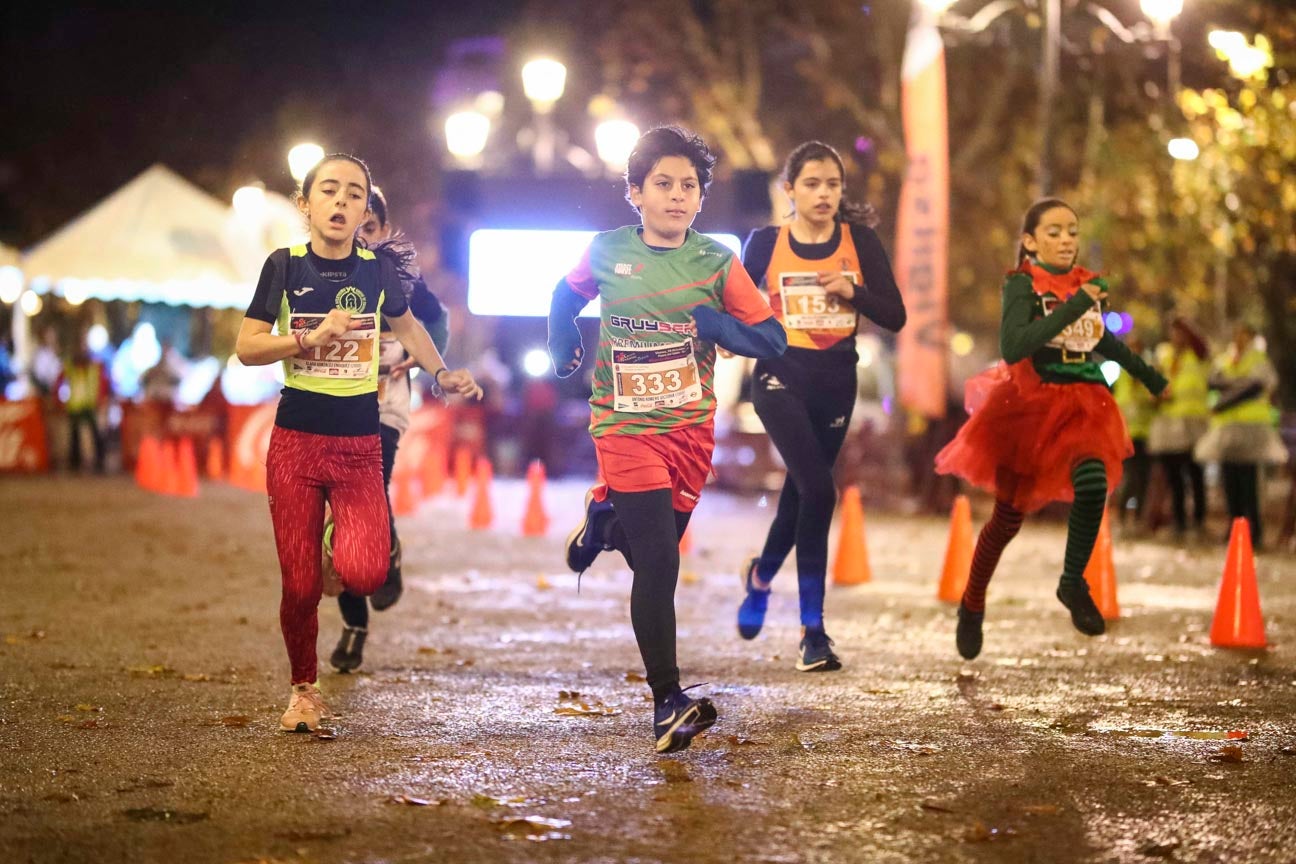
[764,223,862,350]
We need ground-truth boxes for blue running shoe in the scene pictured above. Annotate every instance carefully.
[737,556,770,640]
[796,627,842,672]
[653,686,718,754]
[565,489,614,573]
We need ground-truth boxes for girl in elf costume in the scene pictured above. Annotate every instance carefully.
[935,198,1168,660]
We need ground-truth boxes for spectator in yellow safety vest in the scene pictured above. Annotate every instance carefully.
[55,344,111,472]
[1194,322,1288,548]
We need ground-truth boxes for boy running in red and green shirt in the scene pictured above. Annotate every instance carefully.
[548,126,786,754]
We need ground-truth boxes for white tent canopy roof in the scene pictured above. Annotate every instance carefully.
[20,164,288,309]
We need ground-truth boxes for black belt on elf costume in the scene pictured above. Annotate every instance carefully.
[1039,346,1092,365]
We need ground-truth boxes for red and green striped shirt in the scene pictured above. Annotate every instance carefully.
[565,226,773,437]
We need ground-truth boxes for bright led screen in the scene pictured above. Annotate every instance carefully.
[468,229,742,317]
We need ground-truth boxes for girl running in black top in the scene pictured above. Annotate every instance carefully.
[736,141,906,671]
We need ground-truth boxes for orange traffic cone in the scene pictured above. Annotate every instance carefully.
[468,456,493,530]
[158,439,179,496]
[678,525,693,555]
[1210,518,1267,649]
[453,446,473,497]
[832,486,871,586]
[175,437,199,498]
[937,495,974,604]
[421,442,447,499]
[1083,509,1120,621]
[205,437,225,481]
[521,460,549,536]
[393,471,420,516]
[135,435,161,491]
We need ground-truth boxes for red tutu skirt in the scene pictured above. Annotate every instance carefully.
[935,361,1131,513]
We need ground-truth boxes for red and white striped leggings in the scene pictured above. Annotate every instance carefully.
[267,426,390,684]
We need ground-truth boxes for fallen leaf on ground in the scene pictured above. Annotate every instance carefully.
[1136,840,1181,858]
[74,704,101,713]
[1020,804,1061,816]
[890,741,940,755]
[313,729,336,741]
[965,821,1017,842]
[390,795,433,806]
[726,735,765,747]
[536,575,552,590]
[1141,776,1191,787]
[1209,745,1244,763]
[182,673,210,682]
[680,571,699,585]
[919,801,957,814]
[124,665,175,678]
[471,794,532,809]
[122,807,209,824]
[624,672,646,683]
[493,815,572,841]
[1279,746,1296,756]
[554,691,621,717]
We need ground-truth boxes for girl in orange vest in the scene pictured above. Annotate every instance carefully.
[736,141,906,671]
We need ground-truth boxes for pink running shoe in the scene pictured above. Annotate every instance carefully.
[280,683,331,733]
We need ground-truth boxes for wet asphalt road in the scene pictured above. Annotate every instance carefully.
[1,475,1294,864]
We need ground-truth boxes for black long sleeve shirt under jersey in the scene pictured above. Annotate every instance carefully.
[742,222,906,381]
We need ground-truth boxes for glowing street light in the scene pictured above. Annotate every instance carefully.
[444,110,491,160]
[19,290,42,316]
[594,119,640,170]
[0,266,22,304]
[1167,137,1200,160]
[521,58,567,111]
[523,348,551,378]
[232,185,267,220]
[1207,29,1247,55]
[918,0,957,11]
[287,143,325,183]
[1139,0,1183,25]
[62,282,89,306]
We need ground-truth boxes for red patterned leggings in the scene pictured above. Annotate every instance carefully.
[267,426,389,684]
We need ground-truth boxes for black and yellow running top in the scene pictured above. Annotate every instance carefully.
[245,244,408,436]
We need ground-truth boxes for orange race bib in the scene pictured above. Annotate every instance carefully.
[289,313,377,380]
[778,272,857,331]
[611,340,702,413]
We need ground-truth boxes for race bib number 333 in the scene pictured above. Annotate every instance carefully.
[289,314,377,379]
[612,341,702,413]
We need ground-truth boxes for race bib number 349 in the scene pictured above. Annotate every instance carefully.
[612,341,702,413]
[1042,297,1104,353]
[289,314,377,379]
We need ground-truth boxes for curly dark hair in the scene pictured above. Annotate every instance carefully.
[624,125,717,212]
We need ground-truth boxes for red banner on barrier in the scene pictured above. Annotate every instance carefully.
[0,399,51,473]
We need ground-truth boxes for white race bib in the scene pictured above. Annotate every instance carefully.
[289,313,377,380]
[778,272,857,331]
[611,340,702,413]
[1043,297,1104,353]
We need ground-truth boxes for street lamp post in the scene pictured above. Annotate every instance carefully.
[521,58,567,175]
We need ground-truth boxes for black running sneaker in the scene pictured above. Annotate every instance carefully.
[330,626,367,673]
[565,489,613,573]
[1056,580,1106,635]
[956,604,984,660]
[737,556,771,640]
[796,627,842,672]
[653,686,718,754]
[370,537,403,611]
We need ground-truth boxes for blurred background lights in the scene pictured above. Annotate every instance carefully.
[1139,0,1183,25]
[523,348,551,378]
[1100,361,1122,386]
[521,58,567,107]
[287,143,325,183]
[232,185,267,221]
[0,266,22,304]
[19,290,43,316]
[445,110,491,159]
[62,281,89,306]
[950,331,975,357]
[594,119,640,169]
[1167,137,1200,160]
[86,324,109,354]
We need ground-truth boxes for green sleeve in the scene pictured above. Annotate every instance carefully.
[998,274,1095,363]
[1096,331,1167,395]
